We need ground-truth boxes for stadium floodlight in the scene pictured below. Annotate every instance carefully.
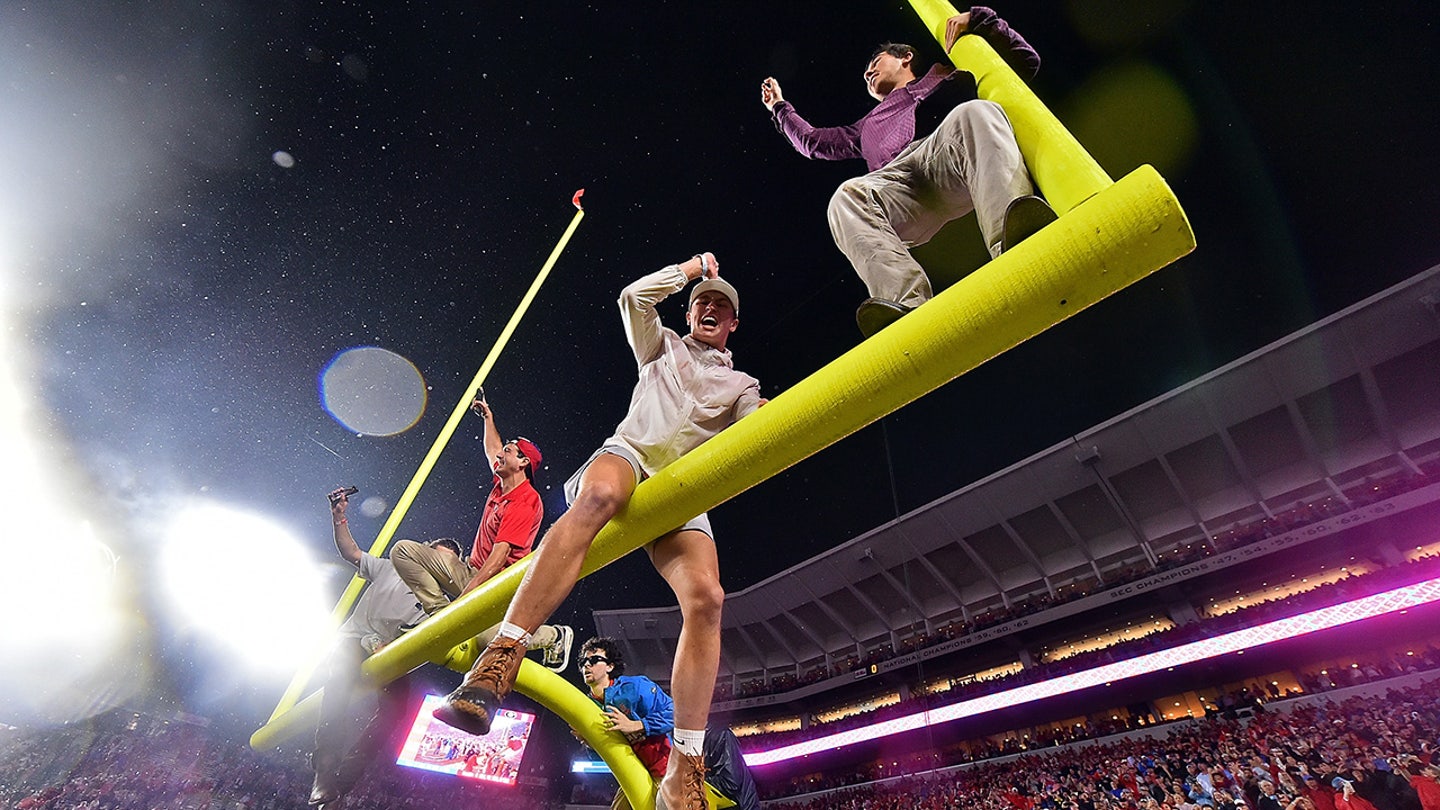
[161,502,331,675]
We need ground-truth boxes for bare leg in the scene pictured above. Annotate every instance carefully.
[646,528,723,729]
[435,454,636,735]
[648,528,725,810]
[504,453,636,630]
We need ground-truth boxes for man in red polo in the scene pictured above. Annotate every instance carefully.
[391,393,572,670]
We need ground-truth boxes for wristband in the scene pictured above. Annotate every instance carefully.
[694,253,710,276]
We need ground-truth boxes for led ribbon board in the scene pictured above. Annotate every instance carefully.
[743,576,1440,766]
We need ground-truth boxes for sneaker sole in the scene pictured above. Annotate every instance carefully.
[545,626,574,672]
[1000,196,1057,253]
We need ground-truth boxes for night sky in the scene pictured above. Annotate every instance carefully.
[3,0,1438,742]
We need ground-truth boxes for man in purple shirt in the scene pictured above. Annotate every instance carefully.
[760,7,1055,337]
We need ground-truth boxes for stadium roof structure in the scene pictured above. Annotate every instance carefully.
[595,265,1440,689]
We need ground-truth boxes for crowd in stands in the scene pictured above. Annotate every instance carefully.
[715,469,1440,703]
[735,553,1440,752]
[9,663,1421,810]
[0,717,559,810]
[765,674,1440,810]
[8,654,1428,809]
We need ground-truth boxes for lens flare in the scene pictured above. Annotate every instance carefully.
[1062,60,1199,178]
[319,346,427,436]
[359,495,388,519]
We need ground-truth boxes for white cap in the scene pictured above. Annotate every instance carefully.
[688,277,739,315]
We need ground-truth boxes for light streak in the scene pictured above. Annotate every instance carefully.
[307,435,346,459]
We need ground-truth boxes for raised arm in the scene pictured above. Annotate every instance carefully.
[761,77,864,162]
[618,253,716,365]
[471,393,503,468]
[329,487,362,566]
[949,6,1041,80]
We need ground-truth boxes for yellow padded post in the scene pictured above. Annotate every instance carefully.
[264,200,585,725]
[253,661,733,809]
[513,661,658,810]
[252,163,1194,749]
[511,661,735,810]
[909,0,1112,212]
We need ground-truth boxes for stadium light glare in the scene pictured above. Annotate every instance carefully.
[162,503,332,675]
[0,278,149,723]
[0,282,125,651]
[743,577,1440,767]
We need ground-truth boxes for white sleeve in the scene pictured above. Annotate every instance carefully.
[617,264,689,366]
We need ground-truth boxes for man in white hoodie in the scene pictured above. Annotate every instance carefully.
[433,252,762,810]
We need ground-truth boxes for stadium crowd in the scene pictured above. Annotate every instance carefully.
[0,717,558,810]
[734,554,1440,753]
[766,676,1440,810]
[5,653,1435,809]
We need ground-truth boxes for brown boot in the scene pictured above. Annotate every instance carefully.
[654,751,708,810]
[431,636,526,736]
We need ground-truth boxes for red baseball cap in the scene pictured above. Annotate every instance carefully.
[513,437,542,478]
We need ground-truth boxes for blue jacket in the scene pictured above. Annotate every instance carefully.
[597,675,674,738]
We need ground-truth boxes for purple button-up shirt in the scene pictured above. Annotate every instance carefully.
[771,6,1040,172]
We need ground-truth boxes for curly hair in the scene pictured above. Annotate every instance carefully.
[580,636,625,676]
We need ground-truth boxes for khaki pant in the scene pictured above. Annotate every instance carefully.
[390,539,473,614]
[389,539,560,651]
[826,99,1033,309]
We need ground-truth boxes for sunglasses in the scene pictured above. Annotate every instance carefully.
[579,655,609,667]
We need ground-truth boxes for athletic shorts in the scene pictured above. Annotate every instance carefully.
[563,445,713,539]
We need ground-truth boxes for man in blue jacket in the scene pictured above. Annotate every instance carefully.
[579,636,759,810]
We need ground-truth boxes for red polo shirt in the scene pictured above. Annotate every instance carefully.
[470,475,542,569]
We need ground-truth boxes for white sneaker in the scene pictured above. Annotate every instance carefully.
[542,625,574,672]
